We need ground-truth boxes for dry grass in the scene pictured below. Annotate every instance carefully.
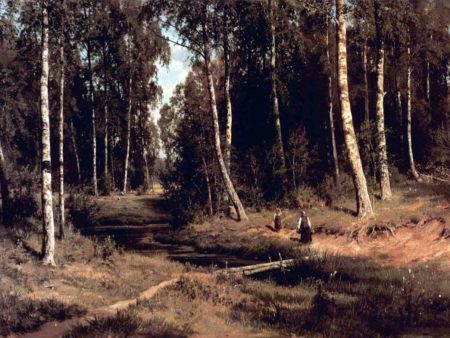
[0,225,186,334]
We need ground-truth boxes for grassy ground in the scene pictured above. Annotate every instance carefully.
[0,226,185,336]
[155,181,450,270]
[1,180,449,337]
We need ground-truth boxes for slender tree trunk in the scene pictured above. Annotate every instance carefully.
[426,61,430,102]
[86,7,97,196]
[102,46,109,194]
[104,95,109,193]
[122,32,132,194]
[374,0,391,200]
[426,35,432,102]
[269,0,286,169]
[326,20,339,181]
[122,74,132,194]
[70,117,81,183]
[362,39,370,123]
[40,0,55,265]
[203,28,248,221]
[223,30,233,175]
[202,156,213,217]
[0,141,11,226]
[406,47,421,181]
[110,139,116,190]
[396,76,403,151]
[58,35,65,239]
[144,154,150,191]
[336,0,373,218]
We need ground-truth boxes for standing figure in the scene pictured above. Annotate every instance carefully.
[297,211,312,243]
[273,207,282,232]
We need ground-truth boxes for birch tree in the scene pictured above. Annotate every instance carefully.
[406,46,421,181]
[0,140,11,226]
[326,16,339,181]
[70,117,81,183]
[122,32,133,194]
[374,0,392,199]
[84,4,98,195]
[222,3,233,175]
[204,25,249,221]
[268,0,286,170]
[155,0,249,221]
[40,0,55,265]
[335,0,373,218]
[58,0,66,238]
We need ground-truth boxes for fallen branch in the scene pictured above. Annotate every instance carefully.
[421,174,450,184]
[217,258,298,276]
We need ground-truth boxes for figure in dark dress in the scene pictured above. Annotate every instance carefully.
[297,211,312,243]
[273,207,282,232]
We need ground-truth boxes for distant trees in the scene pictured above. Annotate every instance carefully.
[154,0,448,223]
[0,0,449,229]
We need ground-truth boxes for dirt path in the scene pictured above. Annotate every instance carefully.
[10,277,181,338]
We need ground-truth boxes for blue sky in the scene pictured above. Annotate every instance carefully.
[152,28,191,121]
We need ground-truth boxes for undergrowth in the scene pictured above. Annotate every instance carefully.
[64,310,191,338]
[0,292,86,336]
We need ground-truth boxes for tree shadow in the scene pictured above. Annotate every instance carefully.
[265,224,278,232]
[21,240,41,260]
[329,205,357,216]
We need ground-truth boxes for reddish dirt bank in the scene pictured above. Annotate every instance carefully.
[264,218,450,271]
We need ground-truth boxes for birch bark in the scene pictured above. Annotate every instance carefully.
[40,0,56,265]
[336,0,373,217]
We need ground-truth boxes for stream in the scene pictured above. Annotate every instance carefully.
[80,221,260,268]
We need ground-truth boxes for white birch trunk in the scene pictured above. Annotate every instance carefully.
[336,0,373,218]
[58,34,65,238]
[396,76,403,150]
[202,22,248,221]
[224,35,233,175]
[70,117,81,182]
[406,47,421,181]
[326,20,339,180]
[202,156,213,217]
[0,141,11,226]
[40,1,56,265]
[104,98,109,193]
[86,6,98,196]
[122,30,132,194]
[426,61,430,102]
[374,1,392,200]
[363,40,370,123]
[269,0,286,169]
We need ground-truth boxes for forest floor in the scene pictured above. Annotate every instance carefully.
[1,180,450,337]
[158,180,450,272]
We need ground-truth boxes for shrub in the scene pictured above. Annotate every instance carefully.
[66,188,100,229]
[92,236,118,262]
[318,173,355,205]
[64,310,191,338]
[0,292,86,336]
[287,186,325,209]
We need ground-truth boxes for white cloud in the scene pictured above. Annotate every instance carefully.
[150,28,191,122]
